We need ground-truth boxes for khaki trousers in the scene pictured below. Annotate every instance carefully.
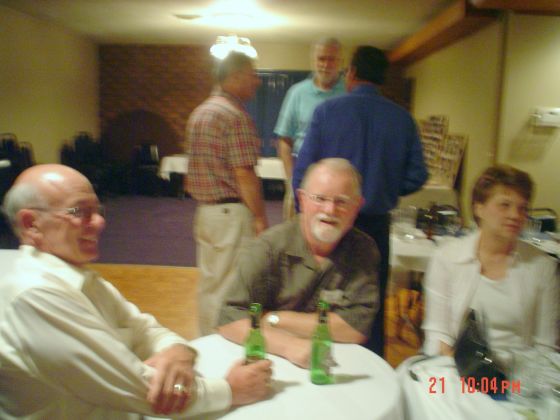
[282,179,296,221]
[193,203,254,336]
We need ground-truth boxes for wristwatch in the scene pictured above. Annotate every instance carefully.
[266,312,280,327]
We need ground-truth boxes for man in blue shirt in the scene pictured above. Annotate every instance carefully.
[293,46,428,357]
[274,38,346,220]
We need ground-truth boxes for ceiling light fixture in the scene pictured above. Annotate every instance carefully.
[209,35,258,60]
[174,13,202,20]
[174,12,254,26]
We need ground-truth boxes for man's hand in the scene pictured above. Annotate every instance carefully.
[233,166,268,235]
[253,215,268,236]
[144,344,197,415]
[283,336,312,368]
[226,359,273,406]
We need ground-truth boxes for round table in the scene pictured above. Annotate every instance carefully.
[189,334,403,420]
[396,355,546,420]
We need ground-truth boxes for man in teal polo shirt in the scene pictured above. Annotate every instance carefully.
[274,37,345,220]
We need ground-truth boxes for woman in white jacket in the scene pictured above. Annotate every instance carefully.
[422,164,558,356]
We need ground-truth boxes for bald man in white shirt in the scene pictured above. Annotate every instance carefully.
[0,164,271,419]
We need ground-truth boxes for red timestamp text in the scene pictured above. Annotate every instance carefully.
[460,377,520,395]
[428,376,521,395]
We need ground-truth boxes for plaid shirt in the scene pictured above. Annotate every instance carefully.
[185,90,260,203]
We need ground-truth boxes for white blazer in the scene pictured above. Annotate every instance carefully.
[422,231,559,355]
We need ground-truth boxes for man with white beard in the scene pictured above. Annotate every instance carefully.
[218,158,380,368]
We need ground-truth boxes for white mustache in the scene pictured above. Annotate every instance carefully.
[317,213,340,224]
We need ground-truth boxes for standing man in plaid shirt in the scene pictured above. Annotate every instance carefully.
[185,52,268,336]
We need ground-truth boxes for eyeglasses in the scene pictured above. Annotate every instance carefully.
[301,191,355,209]
[31,205,106,220]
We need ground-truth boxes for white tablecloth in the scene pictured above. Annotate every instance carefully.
[525,237,560,259]
[388,234,460,296]
[188,334,403,420]
[397,355,536,420]
[255,157,286,180]
[158,155,286,181]
[390,234,439,273]
[158,155,188,180]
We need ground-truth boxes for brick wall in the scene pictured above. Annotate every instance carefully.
[99,45,214,163]
[99,44,412,163]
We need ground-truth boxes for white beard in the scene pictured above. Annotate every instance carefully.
[310,213,343,243]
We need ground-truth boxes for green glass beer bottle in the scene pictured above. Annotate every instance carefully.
[244,303,266,364]
[310,300,334,384]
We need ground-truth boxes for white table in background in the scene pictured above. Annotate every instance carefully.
[255,157,286,180]
[398,185,459,209]
[388,233,453,296]
[389,234,457,339]
[391,233,560,271]
[158,154,188,180]
[524,236,560,259]
[158,155,286,181]
[188,334,403,420]
[390,234,439,273]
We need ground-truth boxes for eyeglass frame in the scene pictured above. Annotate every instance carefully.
[299,190,357,210]
[29,205,106,220]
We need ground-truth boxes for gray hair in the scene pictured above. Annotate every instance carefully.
[2,183,48,235]
[313,37,342,51]
[301,158,362,196]
[214,51,255,83]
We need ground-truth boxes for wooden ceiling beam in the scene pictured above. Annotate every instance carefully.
[470,0,560,16]
[388,0,497,65]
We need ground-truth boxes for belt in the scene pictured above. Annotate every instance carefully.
[204,198,241,205]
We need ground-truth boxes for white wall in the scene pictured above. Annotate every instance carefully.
[254,41,355,71]
[406,21,504,220]
[498,13,560,216]
[253,41,313,70]
[0,6,98,164]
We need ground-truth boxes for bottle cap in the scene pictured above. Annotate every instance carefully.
[318,300,329,311]
[249,302,262,313]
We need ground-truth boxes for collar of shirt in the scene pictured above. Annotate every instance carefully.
[310,75,345,95]
[350,83,380,96]
[283,217,315,266]
[19,245,96,290]
[212,87,248,112]
[446,230,521,266]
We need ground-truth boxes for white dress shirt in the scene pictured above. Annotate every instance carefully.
[470,274,526,352]
[0,246,231,419]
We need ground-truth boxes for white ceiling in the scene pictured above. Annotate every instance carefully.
[0,0,456,49]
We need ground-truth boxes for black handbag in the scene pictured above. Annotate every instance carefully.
[453,309,507,395]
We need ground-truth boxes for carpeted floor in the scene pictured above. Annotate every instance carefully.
[97,195,283,266]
